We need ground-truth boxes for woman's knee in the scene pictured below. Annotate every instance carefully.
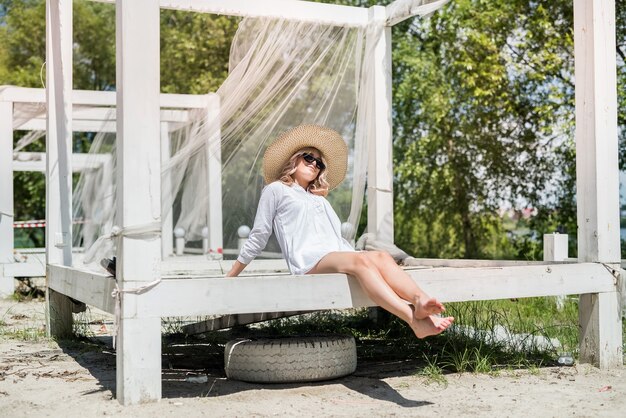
[345,252,374,275]
[365,250,395,265]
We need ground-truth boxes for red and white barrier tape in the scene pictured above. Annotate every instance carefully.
[13,221,46,229]
[12,219,89,229]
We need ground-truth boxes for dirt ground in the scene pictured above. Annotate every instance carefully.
[1,298,624,418]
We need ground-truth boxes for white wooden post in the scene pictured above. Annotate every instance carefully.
[45,0,74,337]
[115,0,162,404]
[0,101,14,296]
[543,233,569,262]
[367,6,394,243]
[543,233,569,309]
[161,122,174,259]
[204,94,223,255]
[574,0,623,368]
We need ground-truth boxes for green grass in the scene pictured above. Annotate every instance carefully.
[251,296,625,374]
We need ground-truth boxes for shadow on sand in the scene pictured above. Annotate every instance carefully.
[57,336,432,408]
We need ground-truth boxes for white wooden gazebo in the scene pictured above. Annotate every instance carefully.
[0,85,219,295]
[44,0,622,405]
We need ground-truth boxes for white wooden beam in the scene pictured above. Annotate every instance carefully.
[115,0,162,405]
[574,0,621,263]
[204,94,223,254]
[13,152,111,172]
[573,0,623,368]
[404,257,576,268]
[385,0,449,27]
[95,0,369,27]
[579,291,623,369]
[0,101,14,296]
[45,0,73,267]
[367,6,394,243]
[18,119,116,132]
[543,233,570,310]
[47,264,116,313]
[161,122,174,258]
[17,109,190,132]
[122,263,616,317]
[6,259,48,278]
[45,0,73,339]
[1,86,209,109]
[543,233,569,262]
[46,262,615,318]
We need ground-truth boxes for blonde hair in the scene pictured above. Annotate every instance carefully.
[278,147,329,196]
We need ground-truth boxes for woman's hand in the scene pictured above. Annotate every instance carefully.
[226,260,246,277]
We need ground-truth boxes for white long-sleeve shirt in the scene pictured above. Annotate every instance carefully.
[237,181,355,274]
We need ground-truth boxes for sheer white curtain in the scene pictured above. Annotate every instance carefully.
[75,0,448,267]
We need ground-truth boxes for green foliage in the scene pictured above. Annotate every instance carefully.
[392,0,578,259]
[160,11,239,94]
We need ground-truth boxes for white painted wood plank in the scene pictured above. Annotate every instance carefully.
[95,0,369,27]
[161,257,289,277]
[115,0,162,405]
[19,119,116,132]
[45,0,74,339]
[204,94,223,253]
[573,0,622,370]
[46,0,73,267]
[1,86,208,109]
[43,262,617,318]
[161,122,174,259]
[5,262,47,278]
[579,291,623,368]
[13,152,111,172]
[543,233,569,261]
[0,101,14,296]
[402,257,577,268]
[0,102,13,262]
[21,107,189,123]
[116,0,162,283]
[0,86,46,103]
[116,317,162,403]
[132,263,616,317]
[18,111,189,133]
[367,6,394,243]
[543,233,570,309]
[574,0,621,263]
[47,264,116,313]
[385,0,449,26]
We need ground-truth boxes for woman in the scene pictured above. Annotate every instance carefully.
[227,125,453,338]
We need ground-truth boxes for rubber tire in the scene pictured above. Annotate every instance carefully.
[224,335,357,383]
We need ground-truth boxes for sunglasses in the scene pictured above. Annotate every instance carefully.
[301,152,326,170]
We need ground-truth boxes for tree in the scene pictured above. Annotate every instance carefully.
[391,0,577,259]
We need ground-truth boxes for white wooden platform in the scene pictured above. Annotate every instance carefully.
[48,261,618,318]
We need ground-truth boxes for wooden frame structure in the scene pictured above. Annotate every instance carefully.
[0,85,218,295]
[44,0,623,405]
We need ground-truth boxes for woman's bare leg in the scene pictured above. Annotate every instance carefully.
[363,251,444,319]
[308,252,453,338]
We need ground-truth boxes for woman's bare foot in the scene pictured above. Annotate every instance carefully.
[410,315,454,339]
[412,297,445,320]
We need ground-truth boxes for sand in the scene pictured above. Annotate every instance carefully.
[1,298,624,417]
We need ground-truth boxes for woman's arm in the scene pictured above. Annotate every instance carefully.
[226,260,247,277]
[230,183,280,276]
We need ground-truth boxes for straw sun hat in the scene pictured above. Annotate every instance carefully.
[263,124,348,190]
